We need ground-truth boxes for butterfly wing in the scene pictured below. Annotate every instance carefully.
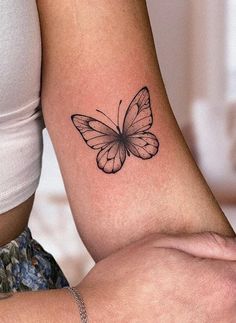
[72,114,118,149]
[122,87,159,159]
[71,114,126,173]
[96,141,126,173]
[126,132,159,159]
[123,87,153,135]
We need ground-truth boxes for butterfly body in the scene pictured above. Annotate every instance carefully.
[113,128,129,154]
[71,87,159,174]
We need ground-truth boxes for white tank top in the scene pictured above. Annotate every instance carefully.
[0,0,43,213]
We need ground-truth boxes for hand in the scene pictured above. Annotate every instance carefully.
[77,232,236,323]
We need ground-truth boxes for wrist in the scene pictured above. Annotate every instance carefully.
[64,286,88,322]
[74,282,111,322]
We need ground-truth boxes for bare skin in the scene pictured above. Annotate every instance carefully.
[78,232,236,323]
[0,196,33,246]
[37,0,234,262]
[2,232,236,322]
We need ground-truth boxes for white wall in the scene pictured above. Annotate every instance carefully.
[190,0,226,107]
[147,0,191,127]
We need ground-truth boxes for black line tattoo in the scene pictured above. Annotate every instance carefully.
[71,86,159,174]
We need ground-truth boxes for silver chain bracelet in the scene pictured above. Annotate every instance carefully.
[64,286,88,323]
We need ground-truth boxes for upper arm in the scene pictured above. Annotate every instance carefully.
[37,0,234,261]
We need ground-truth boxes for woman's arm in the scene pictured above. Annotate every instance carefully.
[37,0,234,261]
[2,232,236,322]
[2,289,79,323]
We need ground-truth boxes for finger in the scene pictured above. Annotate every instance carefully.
[149,232,236,260]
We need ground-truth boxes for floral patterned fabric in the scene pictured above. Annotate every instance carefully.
[0,227,69,292]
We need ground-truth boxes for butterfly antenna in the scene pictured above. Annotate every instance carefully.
[96,109,117,129]
[117,100,122,130]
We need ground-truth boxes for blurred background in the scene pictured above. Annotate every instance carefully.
[30,0,236,285]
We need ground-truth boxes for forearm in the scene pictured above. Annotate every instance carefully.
[37,0,234,260]
[1,287,105,323]
[1,289,80,323]
[2,232,236,322]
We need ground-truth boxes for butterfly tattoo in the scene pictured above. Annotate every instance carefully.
[71,86,159,174]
